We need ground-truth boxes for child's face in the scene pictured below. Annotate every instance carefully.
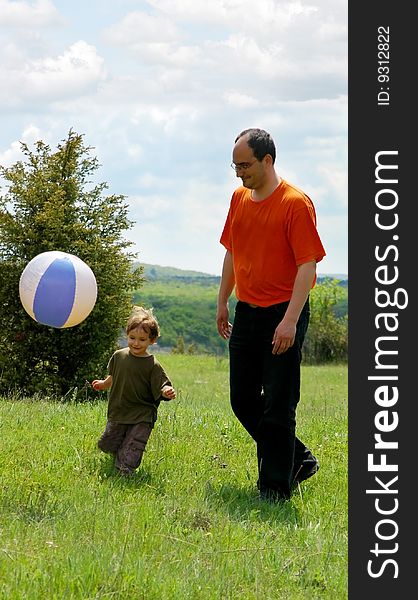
[127,326,155,357]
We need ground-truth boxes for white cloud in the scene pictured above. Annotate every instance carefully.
[0,41,106,108]
[100,0,346,104]
[126,144,143,161]
[129,194,172,220]
[317,162,347,209]
[224,91,259,108]
[0,0,62,27]
[27,41,106,97]
[145,0,318,31]
[103,10,181,45]
[316,214,347,275]
[0,124,43,166]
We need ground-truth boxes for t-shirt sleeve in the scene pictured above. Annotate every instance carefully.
[107,354,115,376]
[288,199,326,266]
[150,362,172,402]
[220,194,236,251]
[220,212,232,250]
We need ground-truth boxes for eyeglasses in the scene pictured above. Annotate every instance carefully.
[230,159,258,172]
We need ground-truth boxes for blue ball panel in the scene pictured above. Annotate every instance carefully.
[33,258,76,327]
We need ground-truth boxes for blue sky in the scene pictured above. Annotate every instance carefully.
[0,0,347,276]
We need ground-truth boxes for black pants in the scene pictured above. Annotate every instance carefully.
[229,299,313,499]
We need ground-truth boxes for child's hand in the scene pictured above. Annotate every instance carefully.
[162,385,176,400]
[92,375,112,392]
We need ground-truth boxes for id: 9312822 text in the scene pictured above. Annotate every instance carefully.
[377,26,390,106]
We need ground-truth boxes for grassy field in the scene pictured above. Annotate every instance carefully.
[0,355,347,599]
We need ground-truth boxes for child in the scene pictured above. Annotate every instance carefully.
[92,306,176,475]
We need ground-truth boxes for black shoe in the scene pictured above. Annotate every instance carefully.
[293,459,319,485]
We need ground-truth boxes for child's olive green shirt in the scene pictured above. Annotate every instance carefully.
[106,348,172,424]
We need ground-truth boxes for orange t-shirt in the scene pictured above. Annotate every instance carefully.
[220,179,326,306]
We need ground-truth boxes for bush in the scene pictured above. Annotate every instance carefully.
[303,279,348,363]
[0,131,143,397]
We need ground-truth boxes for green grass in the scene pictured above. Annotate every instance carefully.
[0,355,347,599]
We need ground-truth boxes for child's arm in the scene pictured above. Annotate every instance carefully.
[92,375,113,392]
[161,385,176,400]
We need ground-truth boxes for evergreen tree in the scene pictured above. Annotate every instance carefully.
[0,130,143,397]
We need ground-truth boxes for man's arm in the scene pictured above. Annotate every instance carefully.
[272,260,316,354]
[216,250,235,339]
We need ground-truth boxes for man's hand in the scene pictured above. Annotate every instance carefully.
[272,320,296,355]
[216,251,235,340]
[216,304,232,339]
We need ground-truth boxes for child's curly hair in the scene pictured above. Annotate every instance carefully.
[126,306,160,341]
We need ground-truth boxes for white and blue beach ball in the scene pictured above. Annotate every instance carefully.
[19,251,98,328]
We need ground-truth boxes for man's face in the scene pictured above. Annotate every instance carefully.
[232,136,266,190]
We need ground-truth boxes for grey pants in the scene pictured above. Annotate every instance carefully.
[98,421,153,473]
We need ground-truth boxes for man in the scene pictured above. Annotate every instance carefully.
[216,128,326,501]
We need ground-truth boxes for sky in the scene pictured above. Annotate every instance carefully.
[0,0,347,276]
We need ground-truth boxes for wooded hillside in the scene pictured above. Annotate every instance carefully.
[133,264,348,359]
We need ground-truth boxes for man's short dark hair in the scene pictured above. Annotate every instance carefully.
[235,128,276,164]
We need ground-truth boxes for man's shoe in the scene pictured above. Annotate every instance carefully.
[293,459,319,485]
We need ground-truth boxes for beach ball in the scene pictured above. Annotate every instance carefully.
[19,251,97,328]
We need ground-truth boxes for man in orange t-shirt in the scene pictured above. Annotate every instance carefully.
[216,128,326,502]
